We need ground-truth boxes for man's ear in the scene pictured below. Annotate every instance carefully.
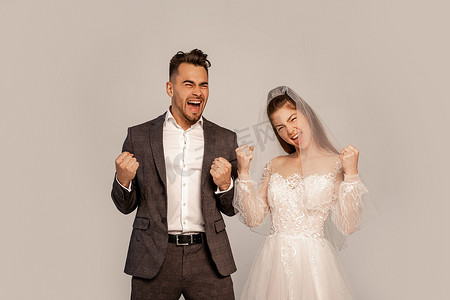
[166,81,173,98]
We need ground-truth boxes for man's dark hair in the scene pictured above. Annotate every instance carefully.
[169,49,211,80]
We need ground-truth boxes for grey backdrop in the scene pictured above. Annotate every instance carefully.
[1,0,449,299]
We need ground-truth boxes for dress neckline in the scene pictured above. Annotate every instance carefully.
[267,159,342,182]
[271,171,335,182]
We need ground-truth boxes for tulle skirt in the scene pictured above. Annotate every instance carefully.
[240,234,353,300]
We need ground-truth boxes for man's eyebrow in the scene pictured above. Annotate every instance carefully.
[182,80,208,85]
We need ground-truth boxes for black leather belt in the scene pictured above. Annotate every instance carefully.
[168,233,204,246]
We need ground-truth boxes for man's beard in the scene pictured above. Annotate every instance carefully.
[183,111,201,123]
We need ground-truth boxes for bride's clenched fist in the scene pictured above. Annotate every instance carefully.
[115,151,139,188]
[339,145,359,176]
[236,145,254,175]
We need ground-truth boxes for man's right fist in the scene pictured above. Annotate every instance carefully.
[115,151,139,188]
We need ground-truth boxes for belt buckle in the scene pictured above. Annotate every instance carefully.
[176,234,192,246]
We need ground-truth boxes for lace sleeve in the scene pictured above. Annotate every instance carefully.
[233,162,271,228]
[331,171,369,236]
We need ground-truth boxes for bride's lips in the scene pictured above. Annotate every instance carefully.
[290,132,301,145]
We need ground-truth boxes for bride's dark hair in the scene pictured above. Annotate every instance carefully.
[267,91,339,155]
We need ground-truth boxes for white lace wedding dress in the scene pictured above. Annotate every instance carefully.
[234,158,368,300]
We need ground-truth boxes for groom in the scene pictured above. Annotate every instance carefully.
[111,49,238,299]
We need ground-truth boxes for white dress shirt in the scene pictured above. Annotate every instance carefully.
[163,110,207,233]
[117,109,233,233]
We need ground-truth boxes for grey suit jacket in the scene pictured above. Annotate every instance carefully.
[111,113,238,279]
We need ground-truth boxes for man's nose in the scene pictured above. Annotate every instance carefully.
[192,85,201,96]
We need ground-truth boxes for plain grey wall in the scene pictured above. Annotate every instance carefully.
[1,0,449,299]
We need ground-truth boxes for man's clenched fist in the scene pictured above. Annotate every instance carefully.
[210,157,232,191]
[115,151,139,188]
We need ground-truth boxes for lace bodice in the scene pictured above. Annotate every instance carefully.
[268,171,336,238]
[234,160,368,239]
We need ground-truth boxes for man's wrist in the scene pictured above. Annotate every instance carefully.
[119,179,131,188]
[219,182,231,191]
[116,174,132,191]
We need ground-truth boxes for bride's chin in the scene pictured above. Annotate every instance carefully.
[281,137,301,148]
[287,140,299,147]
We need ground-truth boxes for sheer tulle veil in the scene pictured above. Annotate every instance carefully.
[239,86,376,250]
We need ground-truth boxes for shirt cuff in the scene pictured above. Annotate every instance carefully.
[215,177,234,194]
[116,173,132,192]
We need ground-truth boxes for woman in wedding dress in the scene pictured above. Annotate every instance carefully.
[233,86,369,300]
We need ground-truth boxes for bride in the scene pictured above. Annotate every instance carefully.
[234,86,369,300]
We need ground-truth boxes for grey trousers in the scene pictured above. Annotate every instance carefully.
[131,241,235,300]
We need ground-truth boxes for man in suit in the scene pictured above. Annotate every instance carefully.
[111,49,238,299]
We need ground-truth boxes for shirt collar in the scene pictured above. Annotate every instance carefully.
[165,107,203,130]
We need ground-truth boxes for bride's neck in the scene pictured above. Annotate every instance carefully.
[295,142,324,160]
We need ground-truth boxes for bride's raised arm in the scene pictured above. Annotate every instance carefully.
[331,168,369,236]
[233,160,271,228]
[329,145,369,236]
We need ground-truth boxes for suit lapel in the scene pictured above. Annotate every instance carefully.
[149,113,167,191]
[201,118,216,189]
[150,114,215,195]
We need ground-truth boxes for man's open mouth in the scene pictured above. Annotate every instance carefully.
[187,100,202,107]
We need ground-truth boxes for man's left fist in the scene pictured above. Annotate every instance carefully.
[210,157,232,191]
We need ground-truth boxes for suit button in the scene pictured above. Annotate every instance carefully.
[161,217,167,224]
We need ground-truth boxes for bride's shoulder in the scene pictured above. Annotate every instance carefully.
[269,155,289,165]
[321,152,342,174]
[310,151,342,174]
[315,150,340,163]
[267,155,290,172]
[327,153,341,165]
